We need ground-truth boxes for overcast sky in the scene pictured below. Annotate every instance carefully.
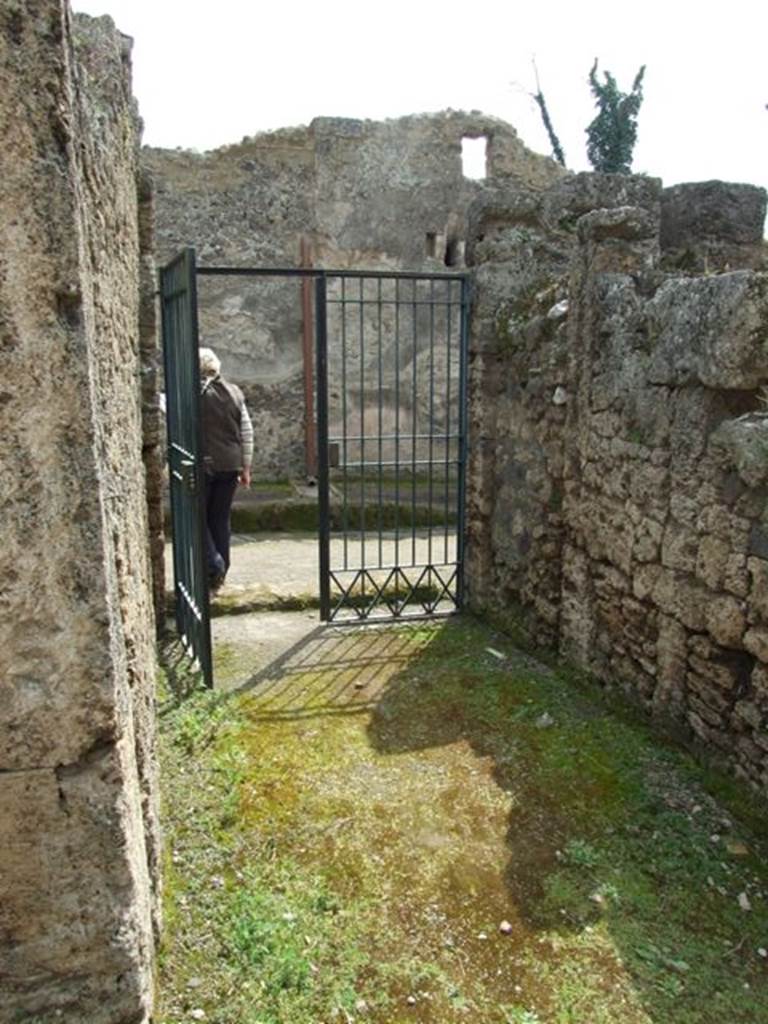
[73,0,767,195]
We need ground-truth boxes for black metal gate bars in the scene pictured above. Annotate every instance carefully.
[316,271,468,622]
[160,253,469,681]
[160,249,213,686]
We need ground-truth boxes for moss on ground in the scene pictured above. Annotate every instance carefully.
[231,500,449,535]
[157,617,768,1024]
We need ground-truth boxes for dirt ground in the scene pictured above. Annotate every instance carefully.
[158,606,768,1024]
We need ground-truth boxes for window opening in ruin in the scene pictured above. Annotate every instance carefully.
[461,135,487,180]
[425,232,438,258]
[444,237,463,268]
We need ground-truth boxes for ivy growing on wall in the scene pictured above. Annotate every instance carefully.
[529,59,646,175]
[585,60,646,173]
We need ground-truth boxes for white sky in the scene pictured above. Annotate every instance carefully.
[73,0,767,195]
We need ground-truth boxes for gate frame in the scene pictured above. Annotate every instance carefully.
[160,247,213,687]
[161,256,470,683]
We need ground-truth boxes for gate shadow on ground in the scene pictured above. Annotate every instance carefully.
[235,623,427,722]
[225,616,766,1022]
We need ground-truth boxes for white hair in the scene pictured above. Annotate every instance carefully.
[199,347,221,378]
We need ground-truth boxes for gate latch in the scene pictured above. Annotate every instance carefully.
[180,458,197,494]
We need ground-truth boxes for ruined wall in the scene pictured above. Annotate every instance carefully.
[0,5,158,1020]
[467,173,768,789]
[144,112,564,479]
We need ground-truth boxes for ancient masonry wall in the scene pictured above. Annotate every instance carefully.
[467,173,768,790]
[144,112,564,479]
[0,6,158,1021]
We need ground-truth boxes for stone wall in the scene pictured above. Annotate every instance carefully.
[0,5,158,1021]
[467,172,768,790]
[144,112,564,479]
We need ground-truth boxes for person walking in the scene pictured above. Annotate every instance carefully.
[199,347,253,591]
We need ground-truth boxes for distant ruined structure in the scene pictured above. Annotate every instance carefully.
[144,112,565,479]
[1,1,767,1021]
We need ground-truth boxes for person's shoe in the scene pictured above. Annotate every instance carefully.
[209,571,226,593]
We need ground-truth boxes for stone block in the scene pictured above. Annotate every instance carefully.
[688,687,728,723]
[688,709,711,741]
[661,181,767,272]
[744,627,768,663]
[661,521,698,574]
[695,535,731,590]
[752,663,768,699]
[733,699,764,731]
[648,272,768,390]
[709,417,768,489]
[0,747,153,1021]
[632,562,662,602]
[696,505,751,546]
[688,653,742,692]
[704,595,747,648]
[650,567,708,632]
[724,554,749,598]
[748,556,768,623]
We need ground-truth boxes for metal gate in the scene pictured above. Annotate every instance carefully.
[160,248,213,687]
[316,271,469,622]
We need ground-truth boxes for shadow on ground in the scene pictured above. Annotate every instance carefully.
[163,615,768,1024]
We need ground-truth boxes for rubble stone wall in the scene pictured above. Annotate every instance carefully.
[467,172,768,790]
[0,5,158,1021]
[144,112,564,479]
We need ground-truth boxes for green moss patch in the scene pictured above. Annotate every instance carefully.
[157,617,768,1023]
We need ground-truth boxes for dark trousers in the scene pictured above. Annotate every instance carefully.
[205,471,239,579]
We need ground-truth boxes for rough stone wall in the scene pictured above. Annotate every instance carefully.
[144,112,564,479]
[467,173,768,790]
[0,5,158,1021]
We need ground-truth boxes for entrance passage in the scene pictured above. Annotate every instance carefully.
[160,254,469,682]
[315,272,469,622]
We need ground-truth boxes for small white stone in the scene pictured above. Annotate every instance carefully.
[547,299,569,320]
[757,947,768,958]
[406,994,417,1005]
[552,385,568,406]
[190,1010,206,1021]
[738,892,752,912]
[499,920,513,934]
[478,931,488,940]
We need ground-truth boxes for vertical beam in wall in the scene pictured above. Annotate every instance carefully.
[300,237,317,481]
